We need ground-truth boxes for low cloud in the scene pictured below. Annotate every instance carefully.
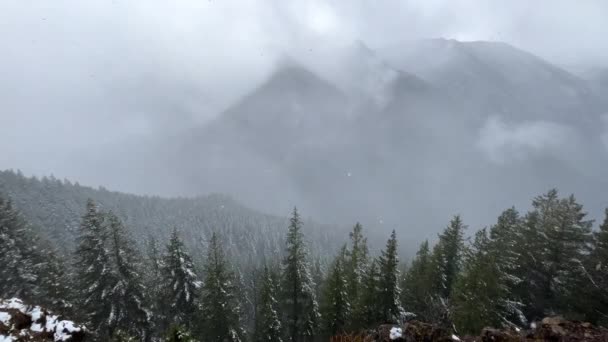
[477,116,575,164]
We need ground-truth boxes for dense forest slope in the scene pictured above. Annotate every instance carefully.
[0,169,344,267]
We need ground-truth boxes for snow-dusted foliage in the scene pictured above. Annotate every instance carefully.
[0,298,85,341]
[377,230,405,324]
[0,195,72,317]
[254,265,282,342]
[281,208,320,341]
[200,232,244,342]
[74,201,149,340]
[160,229,202,330]
[0,170,343,274]
[320,245,351,335]
[74,199,116,337]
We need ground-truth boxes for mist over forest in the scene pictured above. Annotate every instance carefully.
[2,1,608,341]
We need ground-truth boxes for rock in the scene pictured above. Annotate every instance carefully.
[530,316,608,341]
[0,298,86,341]
[378,324,400,341]
[402,320,453,342]
[478,327,521,342]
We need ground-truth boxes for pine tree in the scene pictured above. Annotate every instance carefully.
[487,208,526,327]
[512,209,546,320]
[145,235,165,337]
[34,242,74,316]
[377,230,405,324]
[311,257,324,302]
[105,212,150,338]
[281,207,320,342]
[423,216,466,326]
[345,223,368,300]
[199,232,244,342]
[161,228,202,331]
[586,208,608,324]
[0,194,73,315]
[344,223,369,330]
[428,215,466,300]
[234,266,254,337]
[74,199,118,339]
[0,196,38,302]
[401,240,431,320]
[355,259,382,328]
[320,245,351,336]
[165,325,198,342]
[452,229,505,334]
[527,190,593,318]
[255,265,283,342]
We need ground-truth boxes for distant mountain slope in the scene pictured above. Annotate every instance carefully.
[179,40,608,227]
[52,39,608,248]
[0,170,344,268]
[379,39,602,125]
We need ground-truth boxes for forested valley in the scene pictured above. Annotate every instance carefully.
[2,169,608,341]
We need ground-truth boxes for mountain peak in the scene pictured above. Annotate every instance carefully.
[257,59,343,98]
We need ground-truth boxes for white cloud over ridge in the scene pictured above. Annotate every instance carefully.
[478,116,576,164]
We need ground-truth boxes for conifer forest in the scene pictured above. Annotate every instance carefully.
[3,1,608,341]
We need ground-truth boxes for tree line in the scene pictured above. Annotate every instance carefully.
[2,189,608,341]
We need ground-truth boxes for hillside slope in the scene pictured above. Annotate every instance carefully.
[0,170,344,268]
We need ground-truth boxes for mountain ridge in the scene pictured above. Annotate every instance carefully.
[43,38,608,248]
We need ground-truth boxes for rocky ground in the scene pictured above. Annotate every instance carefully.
[367,317,608,341]
[0,298,85,341]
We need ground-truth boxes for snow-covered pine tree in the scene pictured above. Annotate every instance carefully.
[320,245,351,336]
[233,266,254,339]
[0,196,39,302]
[345,223,368,315]
[199,232,244,342]
[311,257,324,303]
[528,190,593,318]
[452,229,508,334]
[105,211,150,339]
[74,199,118,339]
[145,235,165,337]
[255,264,283,342]
[281,207,320,342]
[424,215,466,326]
[0,194,73,315]
[586,208,608,325]
[33,241,74,316]
[508,210,545,321]
[401,240,431,320]
[428,215,466,299]
[161,228,202,331]
[377,230,405,324]
[355,259,382,328]
[487,208,526,327]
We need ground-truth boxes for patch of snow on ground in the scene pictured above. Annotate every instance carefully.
[3,299,25,311]
[1,297,84,341]
[452,334,461,341]
[389,327,402,340]
[0,312,10,325]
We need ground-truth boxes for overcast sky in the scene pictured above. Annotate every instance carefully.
[1,0,608,179]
